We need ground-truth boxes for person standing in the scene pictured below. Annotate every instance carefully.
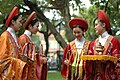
[19,11,48,80]
[0,6,28,80]
[84,10,120,80]
[61,18,90,80]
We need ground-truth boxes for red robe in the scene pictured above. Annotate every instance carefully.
[19,34,47,80]
[61,40,90,80]
[84,35,120,80]
[0,31,27,80]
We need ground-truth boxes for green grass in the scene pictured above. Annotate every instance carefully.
[47,71,66,80]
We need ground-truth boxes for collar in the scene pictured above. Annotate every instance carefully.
[24,30,32,40]
[75,36,85,42]
[100,31,110,38]
[98,31,110,46]
[75,36,85,48]
[7,27,20,49]
[7,27,15,34]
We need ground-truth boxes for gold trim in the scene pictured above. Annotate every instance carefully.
[81,55,118,62]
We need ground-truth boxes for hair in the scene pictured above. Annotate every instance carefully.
[3,13,21,26]
[108,29,112,35]
[93,17,112,35]
[72,25,85,31]
[25,18,39,29]
[94,17,104,26]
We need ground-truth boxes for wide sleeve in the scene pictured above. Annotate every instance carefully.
[110,38,120,58]
[61,44,71,78]
[0,32,11,59]
[88,41,95,55]
[0,32,27,79]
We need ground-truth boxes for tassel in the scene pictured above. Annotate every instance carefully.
[71,52,77,80]
[75,50,80,77]
[78,50,84,79]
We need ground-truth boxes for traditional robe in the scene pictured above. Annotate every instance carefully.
[61,36,90,80]
[19,30,47,80]
[84,31,120,80]
[0,27,27,80]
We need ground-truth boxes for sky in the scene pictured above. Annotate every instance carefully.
[44,0,91,19]
[69,0,91,16]
[81,0,91,8]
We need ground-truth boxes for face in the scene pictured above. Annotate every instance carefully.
[94,19,105,35]
[73,27,84,40]
[31,21,39,34]
[13,15,22,31]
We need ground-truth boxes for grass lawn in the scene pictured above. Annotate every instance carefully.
[47,71,65,80]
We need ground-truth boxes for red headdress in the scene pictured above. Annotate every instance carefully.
[5,6,18,27]
[23,11,36,29]
[97,10,110,31]
[69,18,88,31]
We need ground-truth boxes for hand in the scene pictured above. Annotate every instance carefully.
[64,60,69,66]
[42,57,48,64]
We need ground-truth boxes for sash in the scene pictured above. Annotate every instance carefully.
[70,40,90,79]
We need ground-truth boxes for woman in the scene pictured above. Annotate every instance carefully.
[0,6,27,80]
[19,11,47,80]
[61,18,90,80]
[84,10,120,80]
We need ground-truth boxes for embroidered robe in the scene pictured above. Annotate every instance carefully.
[84,35,120,80]
[19,34,47,80]
[0,31,27,80]
[61,40,90,80]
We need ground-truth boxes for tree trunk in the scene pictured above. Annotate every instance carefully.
[60,0,75,42]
